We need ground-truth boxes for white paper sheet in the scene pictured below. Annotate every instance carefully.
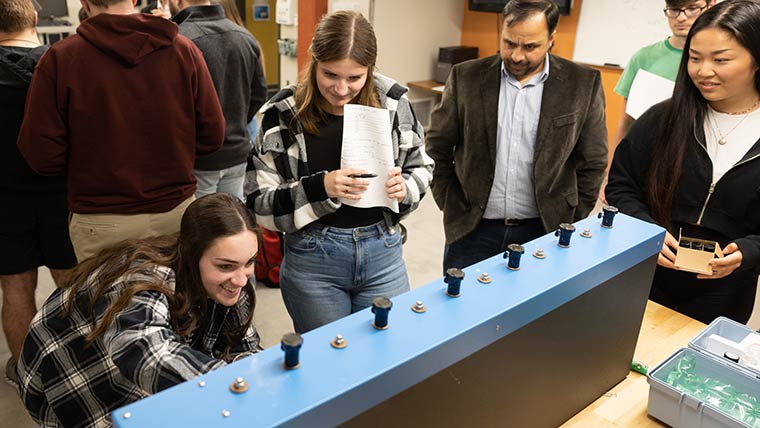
[340,104,399,213]
[626,69,675,119]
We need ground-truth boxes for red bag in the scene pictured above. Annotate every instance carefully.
[255,227,283,288]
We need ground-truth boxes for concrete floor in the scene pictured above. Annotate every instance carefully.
[2,196,759,427]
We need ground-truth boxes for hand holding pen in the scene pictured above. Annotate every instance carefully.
[324,168,373,200]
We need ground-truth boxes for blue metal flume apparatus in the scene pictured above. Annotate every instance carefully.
[113,214,665,428]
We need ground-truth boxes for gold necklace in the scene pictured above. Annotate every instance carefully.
[726,98,760,115]
[711,99,760,145]
[712,112,751,146]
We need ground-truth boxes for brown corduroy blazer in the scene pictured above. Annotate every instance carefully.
[426,54,608,244]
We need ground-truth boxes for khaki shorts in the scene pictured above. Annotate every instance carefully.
[69,196,194,262]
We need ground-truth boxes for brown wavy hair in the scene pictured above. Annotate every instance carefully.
[293,10,380,135]
[64,193,260,361]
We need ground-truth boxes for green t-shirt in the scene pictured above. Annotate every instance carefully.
[614,38,683,98]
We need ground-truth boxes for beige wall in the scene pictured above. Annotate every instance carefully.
[290,0,464,95]
[373,0,463,91]
[279,8,300,88]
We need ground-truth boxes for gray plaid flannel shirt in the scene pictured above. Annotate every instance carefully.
[244,73,434,232]
[17,264,261,428]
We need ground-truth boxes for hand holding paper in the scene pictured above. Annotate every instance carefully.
[339,104,399,213]
[324,168,371,200]
[385,167,406,203]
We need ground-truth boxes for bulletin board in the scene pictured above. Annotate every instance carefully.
[572,0,672,68]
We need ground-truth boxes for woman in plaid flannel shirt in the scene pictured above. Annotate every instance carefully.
[245,11,433,333]
[16,193,263,428]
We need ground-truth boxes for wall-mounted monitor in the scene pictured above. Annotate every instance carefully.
[468,0,572,16]
[37,0,68,18]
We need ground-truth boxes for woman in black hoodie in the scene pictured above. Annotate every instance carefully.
[607,0,760,324]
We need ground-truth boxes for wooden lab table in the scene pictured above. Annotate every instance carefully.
[561,301,705,427]
[407,80,444,95]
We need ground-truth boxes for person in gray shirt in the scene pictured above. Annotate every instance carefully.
[171,0,267,201]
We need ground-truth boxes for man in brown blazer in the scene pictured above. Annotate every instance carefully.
[427,0,608,271]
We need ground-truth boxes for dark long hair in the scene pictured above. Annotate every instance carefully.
[293,10,380,135]
[65,193,259,361]
[647,0,760,226]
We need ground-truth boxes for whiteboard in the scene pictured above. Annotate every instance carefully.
[572,0,672,68]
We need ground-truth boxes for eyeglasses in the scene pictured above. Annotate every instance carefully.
[663,4,707,18]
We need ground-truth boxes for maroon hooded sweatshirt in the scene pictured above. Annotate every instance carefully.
[17,13,224,214]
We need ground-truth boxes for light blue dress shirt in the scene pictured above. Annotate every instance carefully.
[483,54,550,221]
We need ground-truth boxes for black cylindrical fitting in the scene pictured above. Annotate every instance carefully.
[503,243,525,270]
[597,205,619,228]
[555,223,576,248]
[444,268,465,297]
[371,297,393,329]
[281,333,303,369]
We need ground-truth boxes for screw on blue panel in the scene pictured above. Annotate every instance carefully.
[281,333,303,369]
[330,334,347,349]
[502,243,525,270]
[411,300,427,312]
[598,205,619,228]
[371,297,393,330]
[229,377,249,393]
[444,268,464,297]
[555,223,576,248]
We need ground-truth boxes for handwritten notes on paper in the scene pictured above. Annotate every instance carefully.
[340,104,398,213]
[626,70,675,119]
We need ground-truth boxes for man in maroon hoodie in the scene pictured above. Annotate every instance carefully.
[17,0,224,262]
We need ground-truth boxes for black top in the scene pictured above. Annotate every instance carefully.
[305,113,384,228]
[0,44,66,193]
[605,101,760,274]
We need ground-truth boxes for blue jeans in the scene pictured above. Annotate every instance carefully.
[280,221,410,333]
[443,218,544,273]
[193,163,247,201]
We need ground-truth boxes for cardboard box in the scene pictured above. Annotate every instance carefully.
[674,231,724,275]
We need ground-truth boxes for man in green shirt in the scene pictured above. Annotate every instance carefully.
[603,0,713,200]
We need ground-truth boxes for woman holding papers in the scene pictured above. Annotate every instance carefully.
[606,0,760,324]
[245,11,433,333]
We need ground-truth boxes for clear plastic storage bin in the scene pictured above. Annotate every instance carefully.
[648,318,760,428]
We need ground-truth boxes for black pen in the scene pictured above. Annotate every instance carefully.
[349,173,378,178]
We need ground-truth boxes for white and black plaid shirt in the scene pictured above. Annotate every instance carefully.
[244,73,434,233]
[17,264,261,428]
